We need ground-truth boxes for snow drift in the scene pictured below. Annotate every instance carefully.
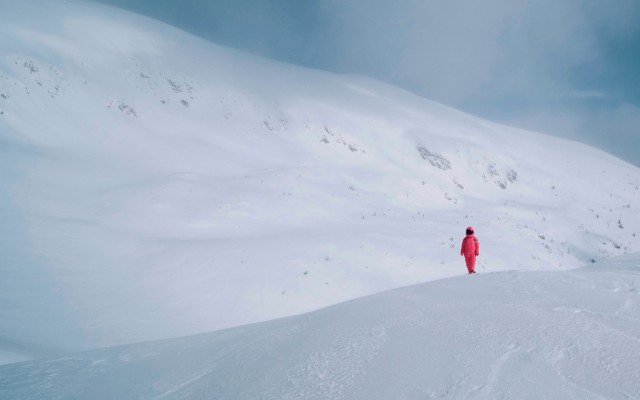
[1,254,639,399]
[1,0,639,363]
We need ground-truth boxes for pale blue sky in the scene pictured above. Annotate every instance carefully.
[95,0,640,166]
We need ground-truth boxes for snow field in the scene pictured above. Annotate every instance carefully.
[1,254,639,399]
[1,0,640,364]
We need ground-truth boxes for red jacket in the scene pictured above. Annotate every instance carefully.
[460,234,480,257]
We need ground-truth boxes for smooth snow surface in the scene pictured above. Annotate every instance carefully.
[1,254,639,399]
[1,0,640,364]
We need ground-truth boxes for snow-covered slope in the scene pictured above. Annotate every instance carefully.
[2,254,639,399]
[1,0,640,363]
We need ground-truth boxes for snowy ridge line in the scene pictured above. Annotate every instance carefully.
[1,255,639,399]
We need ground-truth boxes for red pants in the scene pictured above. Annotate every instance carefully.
[464,254,476,273]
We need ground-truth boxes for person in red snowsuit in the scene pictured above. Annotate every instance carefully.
[460,226,480,274]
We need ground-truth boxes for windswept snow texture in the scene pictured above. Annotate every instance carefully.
[1,0,640,363]
[1,254,640,399]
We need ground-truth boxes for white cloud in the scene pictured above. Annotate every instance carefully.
[310,0,640,165]
[507,103,640,165]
